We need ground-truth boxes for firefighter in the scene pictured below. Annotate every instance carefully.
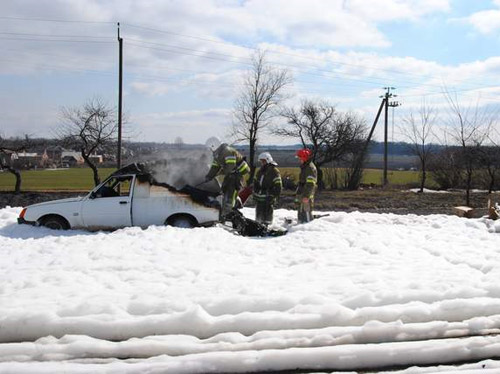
[253,152,282,225]
[295,148,317,223]
[205,142,250,217]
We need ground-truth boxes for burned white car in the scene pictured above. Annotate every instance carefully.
[18,164,221,230]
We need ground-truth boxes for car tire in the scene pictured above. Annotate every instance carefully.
[166,215,197,228]
[40,215,70,230]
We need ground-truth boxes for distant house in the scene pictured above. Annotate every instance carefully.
[45,146,65,162]
[89,154,103,164]
[11,152,42,169]
[61,151,84,167]
[60,151,103,167]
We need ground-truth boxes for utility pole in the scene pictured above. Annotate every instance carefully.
[350,89,399,190]
[382,87,397,186]
[349,95,386,190]
[117,22,123,170]
[388,99,401,170]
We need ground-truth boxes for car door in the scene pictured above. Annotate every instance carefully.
[81,175,134,229]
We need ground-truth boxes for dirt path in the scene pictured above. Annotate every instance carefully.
[279,188,494,216]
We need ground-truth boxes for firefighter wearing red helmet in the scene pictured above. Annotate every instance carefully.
[295,148,317,223]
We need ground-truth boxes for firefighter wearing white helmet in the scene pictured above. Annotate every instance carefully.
[205,141,250,218]
[253,151,282,225]
[205,136,221,152]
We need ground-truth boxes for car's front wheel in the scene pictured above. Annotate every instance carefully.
[39,215,70,230]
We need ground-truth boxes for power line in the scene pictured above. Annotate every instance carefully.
[1,18,497,94]
[122,22,231,48]
[0,42,432,93]
[0,16,114,24]
[399,84,500,98]
[1,45,397,93]
[126,38,253,64]
[0,37,114,44]
[0,57,358,96]
[124,37,493,94]
[2,16,498,92]
[1,38,497,99]
[1,17,499,100]
[127,42,253,66]
[0,31,113,39]
[121,22,494,91]
[125,41,435,92]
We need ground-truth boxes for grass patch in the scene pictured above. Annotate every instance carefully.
[0,168,116,191]
[281,167,437,188]
[0,166,437,191]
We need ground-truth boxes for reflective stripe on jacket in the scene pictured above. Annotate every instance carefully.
[253,164,282,201]
[206,145,249,180]
[296,161,317,199]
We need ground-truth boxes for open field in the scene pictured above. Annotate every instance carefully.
[0,167,432,192]
[1,166,494,216]
[0,168,116,191]
[279,167,436,188]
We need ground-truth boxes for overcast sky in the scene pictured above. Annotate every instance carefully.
[1,0,500,145]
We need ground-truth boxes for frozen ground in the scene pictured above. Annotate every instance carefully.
[1,206,500,373]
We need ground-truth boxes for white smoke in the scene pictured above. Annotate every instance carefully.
[138,148,220,192]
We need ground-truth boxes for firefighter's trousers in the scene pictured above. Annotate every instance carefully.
[221,173,243,217]
[255,198,274,225]
[298,199,313,223]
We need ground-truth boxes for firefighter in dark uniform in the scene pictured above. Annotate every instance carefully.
[205,142,250,217]
[253,152,282,225]
[295,148,317,223]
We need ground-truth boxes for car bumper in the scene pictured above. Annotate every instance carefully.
[18,217,37,226]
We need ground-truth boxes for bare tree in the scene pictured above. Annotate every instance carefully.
[444,91,496,205]
[476,146,500,193]
[428,146,462,190]
[275,100,367,189]
[478,126,500,193]
[58,98,118,186]
[174,136,184,149]
[0,135,31,193]
[233,50,292,181]
[401,101,437,192]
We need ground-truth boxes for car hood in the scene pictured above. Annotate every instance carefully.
[27,196,85,208]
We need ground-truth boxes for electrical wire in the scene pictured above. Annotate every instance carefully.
[123,37,498,94]
[2,16,499,92]
[121,22,495,91]
[125,41,439,93]
[0,37,114,44]
[0,31,113,39]
[1,16,499,99]
[0,16,114,24]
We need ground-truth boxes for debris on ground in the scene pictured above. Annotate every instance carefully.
[224,209,287,237]
[489,200,500,220]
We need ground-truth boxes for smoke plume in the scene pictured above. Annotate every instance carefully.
[138,148,220,193]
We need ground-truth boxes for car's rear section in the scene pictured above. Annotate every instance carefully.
[131,179,221,228]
